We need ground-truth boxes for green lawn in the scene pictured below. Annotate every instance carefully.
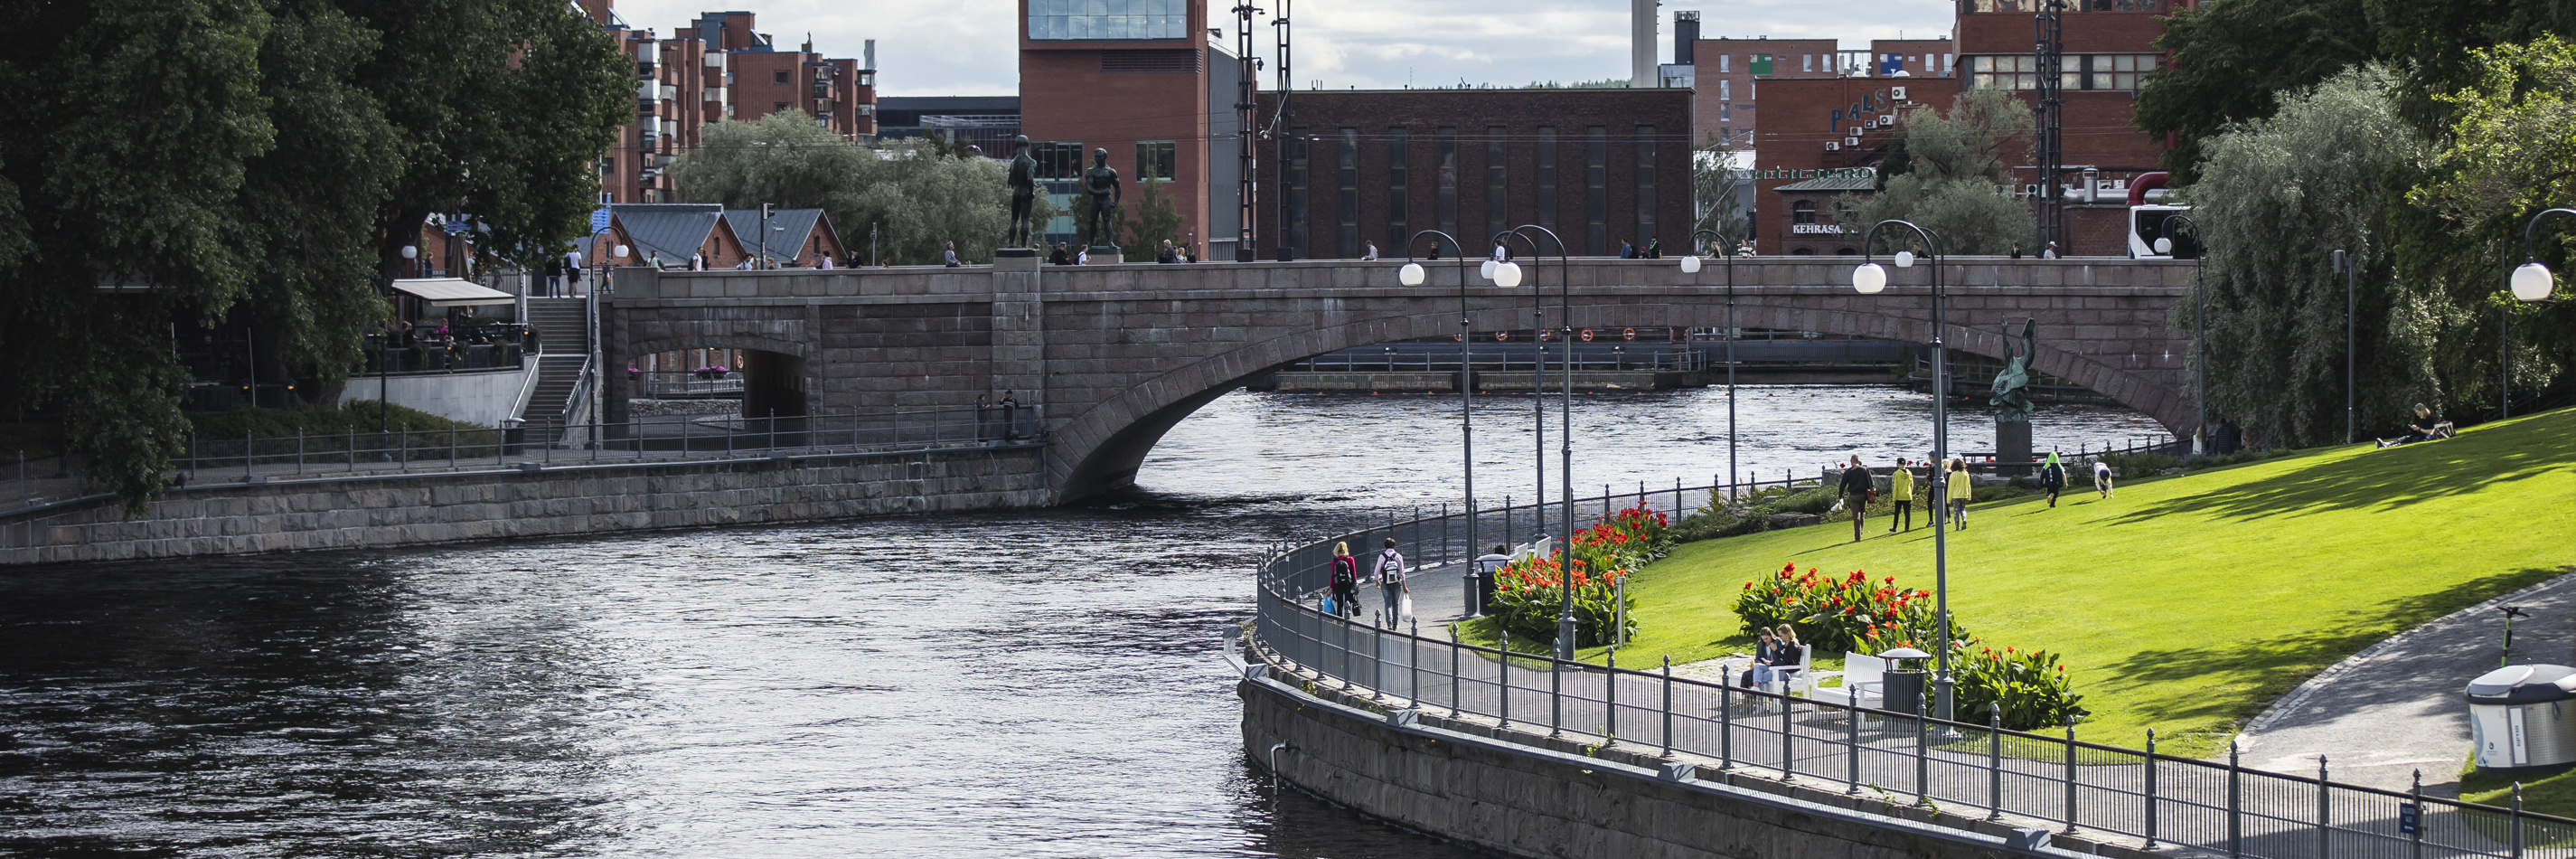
[1579,407,2576,758]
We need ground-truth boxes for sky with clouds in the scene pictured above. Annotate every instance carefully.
[605,0,1960,96]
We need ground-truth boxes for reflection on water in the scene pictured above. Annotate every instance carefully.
[0,386,2163,857]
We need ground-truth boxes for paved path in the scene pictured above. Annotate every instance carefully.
[2234,571,2576,797]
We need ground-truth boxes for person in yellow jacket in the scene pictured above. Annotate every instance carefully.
[1885,458,1916,533]
[1945,458,1974,529]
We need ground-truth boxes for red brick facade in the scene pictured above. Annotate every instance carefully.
[1016,0,1216,253]
[582,3,879,207]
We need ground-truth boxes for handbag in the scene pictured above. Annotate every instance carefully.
[1399,594,1415,621]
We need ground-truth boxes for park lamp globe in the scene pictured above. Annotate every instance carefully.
[1679,254,1702,274]
[2513,261,2555,301]
[400,245,418,260]
[1398,261,1426,287]
[1852,261,1888,294]
[1894,250,1916,269]
[1481,259,1499,280]
[2154,236,2174,255]
[1493,260,1523,288]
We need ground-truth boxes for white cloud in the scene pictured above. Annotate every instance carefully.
[602,0,1957,96]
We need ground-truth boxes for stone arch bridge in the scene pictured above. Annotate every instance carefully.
[604,257,2195,503]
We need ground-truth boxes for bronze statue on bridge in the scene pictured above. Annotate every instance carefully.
[1082,148,1122,251]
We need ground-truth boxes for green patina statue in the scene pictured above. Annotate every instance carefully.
[1990,317,2038,423]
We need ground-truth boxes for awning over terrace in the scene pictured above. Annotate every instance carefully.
[390,278,514,307]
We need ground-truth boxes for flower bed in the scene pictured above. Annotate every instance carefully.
[1485,505,1672,647]
[1738,562,2088,731]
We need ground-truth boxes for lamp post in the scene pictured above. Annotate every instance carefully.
[2333,249,2355,442]
[1490,229,1549,545]
[2506,208,2576,416]
[385,244,418,433]
[1401,230,1482,617]
[1683,227,1743,496]
[1490,224,1579,660]
[2153,214,2205,453]
[1851,219,1955,722]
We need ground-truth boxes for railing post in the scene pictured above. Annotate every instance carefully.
[1782,686,1795,781]
[1661,655,1673,757]
[243,430,252,481]
[1549,652,1563,737]
[1846,697,1861,793]
[296,429,305,476]
[1720,665,1733,768]
[2228,740,2242,857]
[2411,769,2424,859]
[1988,710,2004,820]
[1409,618,1421,705]
[448,425,456,467]
[1605,650,1618,744]
[2317,755,2330,859]
[1450,625,1462,718]
[2144,729,2158,849]
[1499,629,1511,730]
[1915,708,1929,805]
[2064,716,2079,832]
[2512,782,2525,859]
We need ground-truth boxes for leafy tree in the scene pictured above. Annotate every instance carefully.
[2402,38,2575,415]
[672,113,1046,265]
[2188,66,2439,448]
[2135,0,2381,182]
[1122,180,1185,256]
[2368,0,2576,134]
[1692,132,1749,250]
[1837,90,2035,255]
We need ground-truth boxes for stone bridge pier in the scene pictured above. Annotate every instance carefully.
[604,256,2196,504]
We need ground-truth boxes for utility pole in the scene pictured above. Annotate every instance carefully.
[1273,0,1294,260]
[2033,0,2066,253]
[1233,2,1260,262]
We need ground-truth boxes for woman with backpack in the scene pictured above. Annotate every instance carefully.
[1372,538,1410,622]
[1328,542,1360,618]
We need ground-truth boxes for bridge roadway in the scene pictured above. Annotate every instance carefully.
[603,255,2195,503]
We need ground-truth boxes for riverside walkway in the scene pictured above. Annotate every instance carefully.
[1247,487,2576,859]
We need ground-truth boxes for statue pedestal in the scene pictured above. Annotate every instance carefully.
[994,247,1039,272]
[1996,420,2033,476]
[1086,247,1123,265]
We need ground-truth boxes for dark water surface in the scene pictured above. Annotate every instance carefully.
[0,387,2164,857]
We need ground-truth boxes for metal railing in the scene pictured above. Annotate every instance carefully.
[1290,347,1707,373]
[1246,486,2576,859]
[630,371,747,398]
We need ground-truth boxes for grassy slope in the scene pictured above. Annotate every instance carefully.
[1603,407,2576,757]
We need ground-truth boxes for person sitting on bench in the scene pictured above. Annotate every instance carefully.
[2378,403,2456,448]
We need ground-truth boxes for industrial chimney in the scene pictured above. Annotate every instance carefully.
[1631,0,1659,87]
[1673,10,1698,67]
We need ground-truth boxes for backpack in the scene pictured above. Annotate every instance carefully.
[1330,556,1359,591]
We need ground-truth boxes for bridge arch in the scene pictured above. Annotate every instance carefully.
[617,335,813,422]
[1049,292,2193,501]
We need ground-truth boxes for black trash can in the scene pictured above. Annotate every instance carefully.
[1883,670,1927,717]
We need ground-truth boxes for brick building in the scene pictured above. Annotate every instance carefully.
[1685,36,1840,152]
[1017,0,1240,258]
[1252,89,1697,260]
[579,2,879,207]
[1748,77,1959,255]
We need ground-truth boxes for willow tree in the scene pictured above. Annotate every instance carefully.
[2189,66,2439,448]
[1838,90,2035,255]
[672,112,1042,265]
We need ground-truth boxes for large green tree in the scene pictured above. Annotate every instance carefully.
[671,112,1039,265]
[0,0,626,513]
[1838,90,2035,255]
[2135,0,2382,183]
[2187,66,2443,448]
[1693,132,1749,250]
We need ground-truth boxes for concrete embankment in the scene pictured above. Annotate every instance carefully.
[0,445,1048,566]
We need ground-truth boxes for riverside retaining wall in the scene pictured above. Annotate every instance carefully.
[1238,655,2146,859]
[0,445,1048,566]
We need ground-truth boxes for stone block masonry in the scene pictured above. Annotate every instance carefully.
[0,446,1048,567]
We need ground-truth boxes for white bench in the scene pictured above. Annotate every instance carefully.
[1809,651,1885,710]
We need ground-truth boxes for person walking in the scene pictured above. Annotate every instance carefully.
[1328,542,1361,618]
[1157,240,1179,263]
[1360,242,1378,261]
[2038,450,2068,508]
[1049,242,1072,265]
[2093,457,2116,499]
[1372,537,1409,623]
[1946,458,1973,529]
[1837,454,1874,543]
[1076,246,1090,265]
[1886,458,1915,533]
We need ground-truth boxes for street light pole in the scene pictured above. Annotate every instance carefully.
[2155,214,2205,452]
[2333,249,2355,441]
[1498,225,1576,660]
[1852,219,1952,722]
[1492,230,1549,544]
[1684,227,1743,496]
[1402,230,1481,616]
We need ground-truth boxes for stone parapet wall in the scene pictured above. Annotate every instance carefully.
[0,446,1048,567]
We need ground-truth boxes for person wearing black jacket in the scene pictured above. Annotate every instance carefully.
[1838,455,1876,543]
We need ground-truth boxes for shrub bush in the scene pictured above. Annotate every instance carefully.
[1485,505,1671,647]
[1734,562,1966,656]
[1951,643,2090,731]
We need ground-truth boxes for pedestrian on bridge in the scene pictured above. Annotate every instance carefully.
[1329,542,1361,618]
[1373,537,1409,622]
[1838,455,1875,542]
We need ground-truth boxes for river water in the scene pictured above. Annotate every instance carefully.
[0,386,2163,858]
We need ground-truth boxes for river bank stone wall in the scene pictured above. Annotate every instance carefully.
[1240,660,2156,859]
[0,445,1048,566]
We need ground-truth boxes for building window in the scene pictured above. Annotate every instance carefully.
[1340,128,1359,257]
[1584,126,1605,255]
[1720,103,1732,122]
[1537,127,1557,230]
[1965,55,2037,90]
[1485,125,1508,245]
[1969,0,2034,10]
[1100,49,1201,73]
[1288,126,1309,258]
[1719,79,1731,100]
[1387,127,1409,253]
[775,101,789,112]
[1719,54,1730,72]
[1792,199,1817,224]
[1035,141,1086,180]
[1135,140,1176,182]
[774,70,790,85]
[1436,127,1458,238]
[1027,0,1189,41]
[1802,53,1814,72]
[1635,125,1656,245]
[600,156,616,176]
[2084,53,2160,90]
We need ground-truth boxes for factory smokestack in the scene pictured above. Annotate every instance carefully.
[1631,0,1658,87]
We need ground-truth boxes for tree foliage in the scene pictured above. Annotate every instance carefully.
[2188,66,2440,448]
[1692,132,1749,249]
[1838,90,2035,255]
[671,113,1048,266]
[2135,0,2381,182]
[1123,180,1185,255]
[0,0,627,514]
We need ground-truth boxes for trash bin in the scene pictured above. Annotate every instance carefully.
[498,418,526,457]
[1883,670,1928,717]
[2467,664,2576,769]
